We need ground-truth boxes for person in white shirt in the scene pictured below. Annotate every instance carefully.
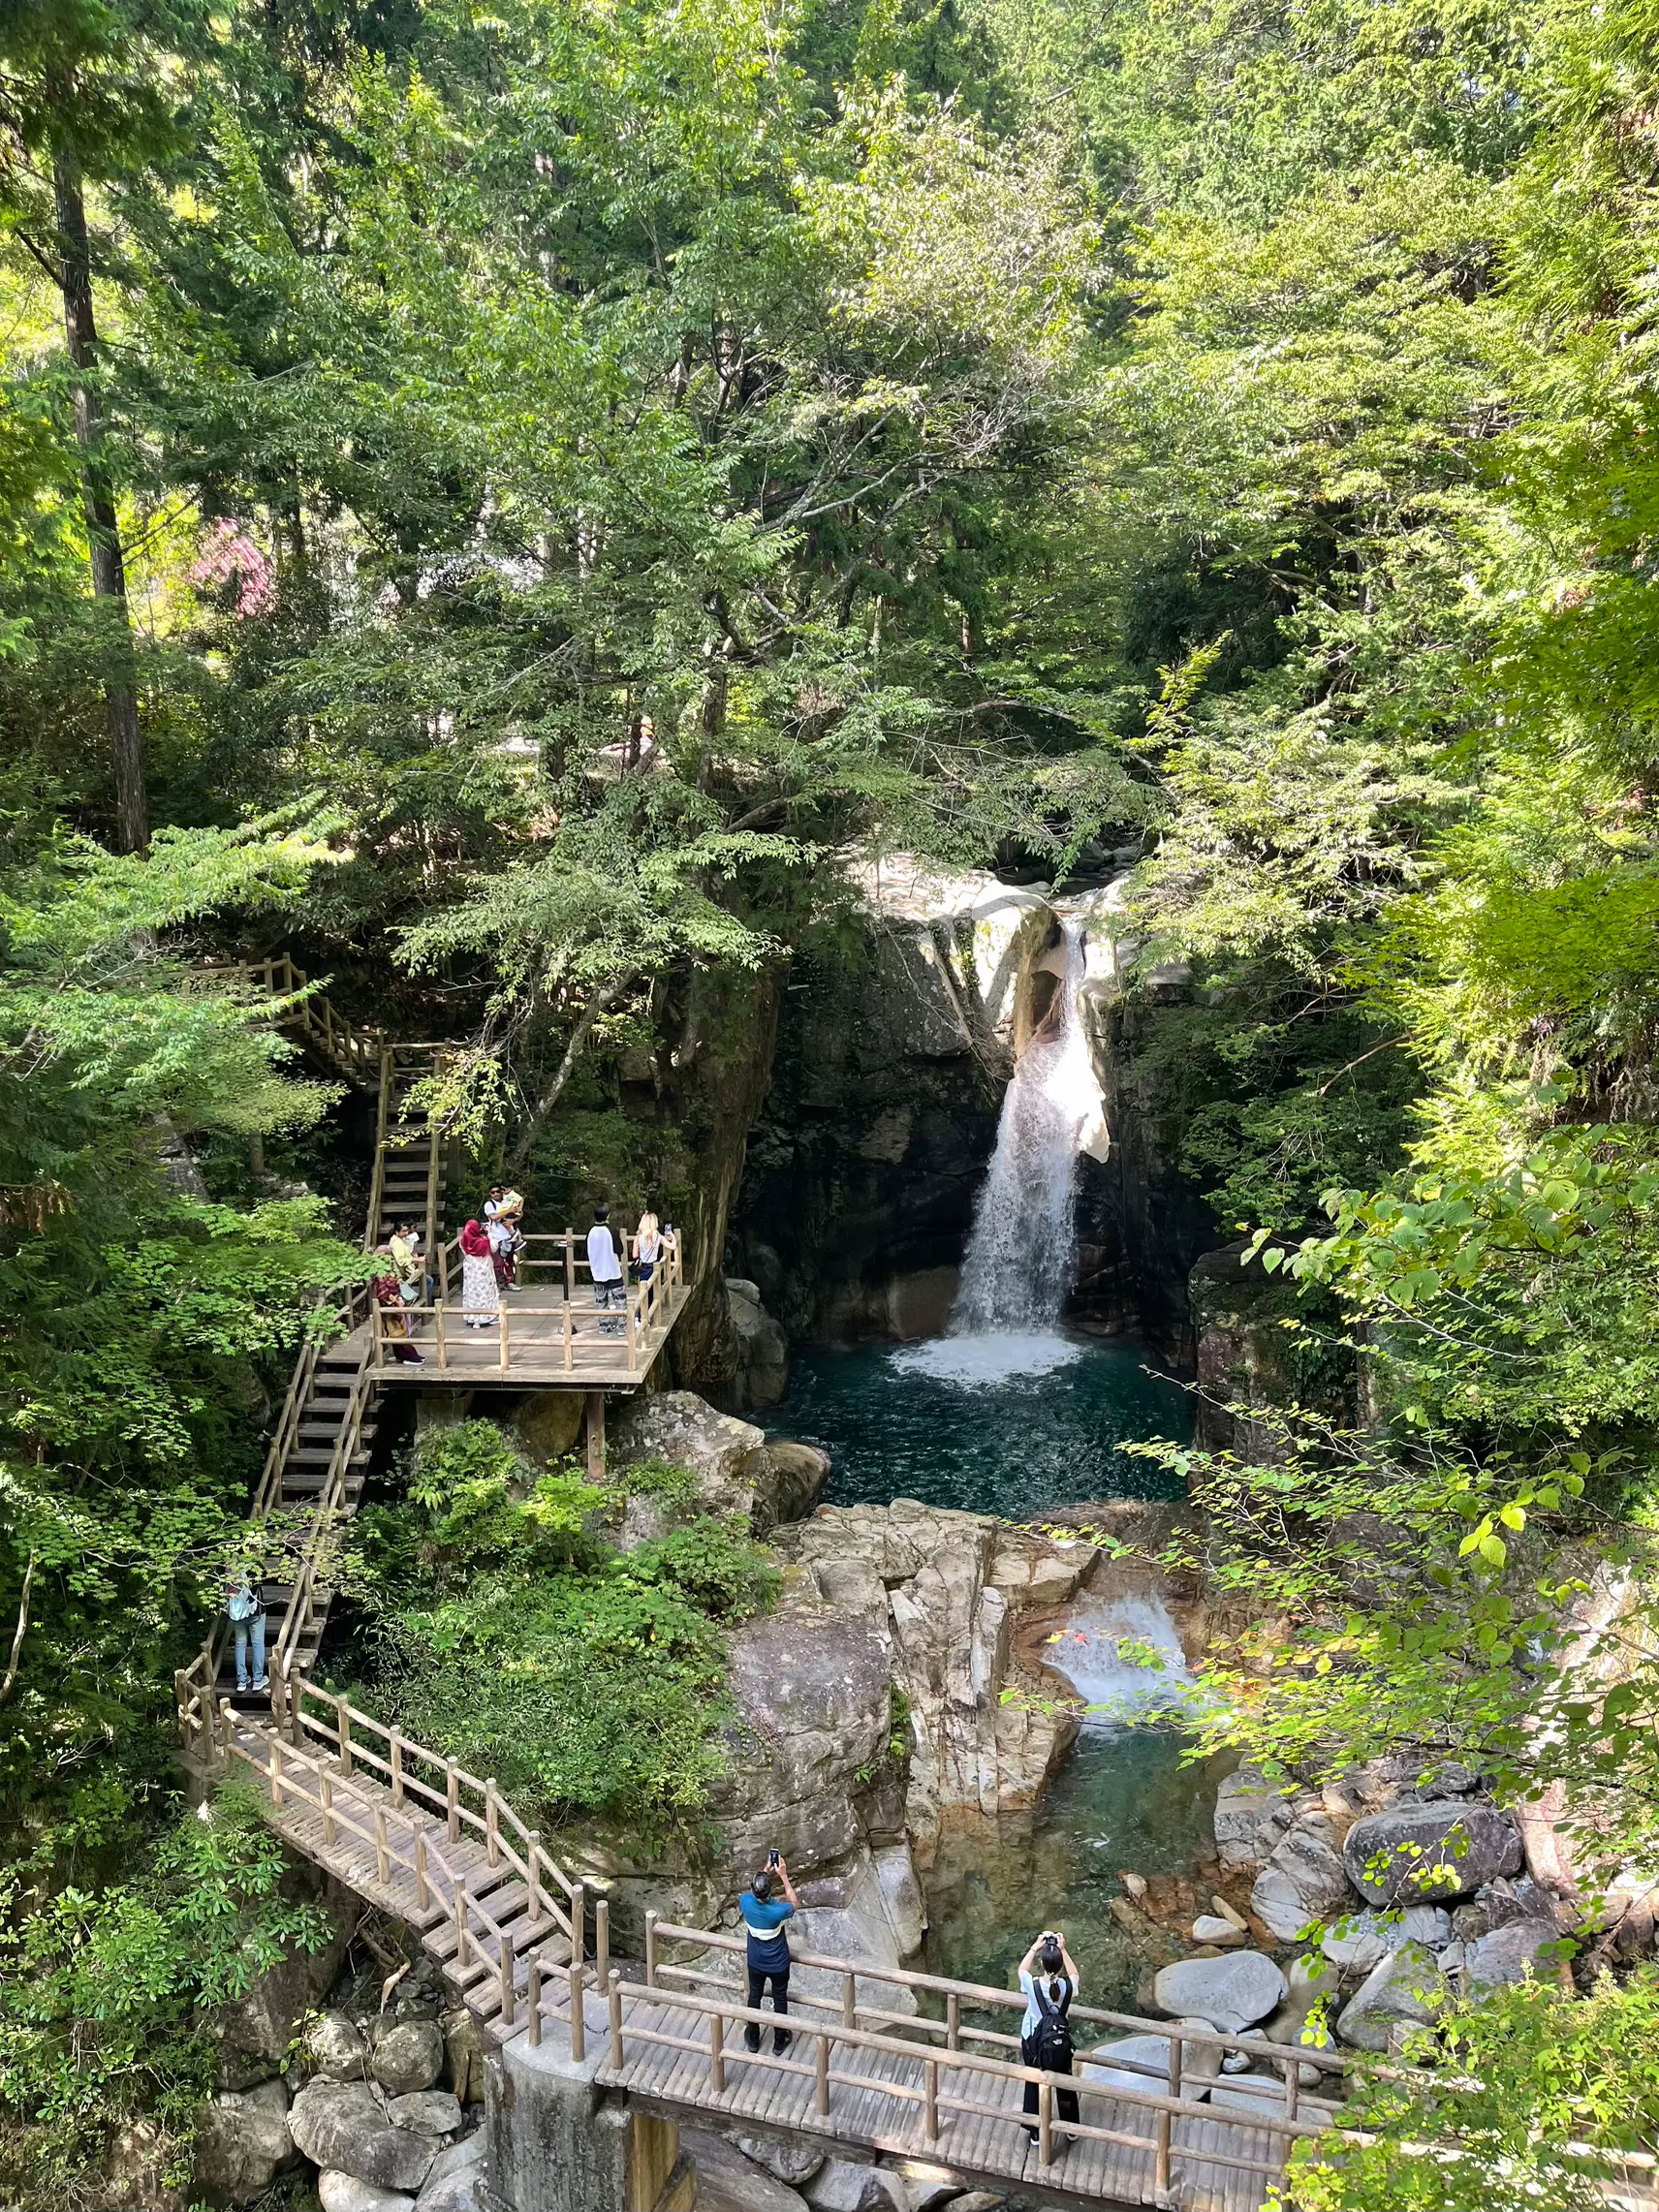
[587,1202,625,1335]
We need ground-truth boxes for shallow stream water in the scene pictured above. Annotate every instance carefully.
[767,1328,1218,2002]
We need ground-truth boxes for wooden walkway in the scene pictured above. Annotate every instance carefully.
[175,1685,1659,2212]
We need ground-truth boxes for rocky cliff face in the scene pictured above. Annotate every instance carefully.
[728,859,1220,1356]
[570,1493,1099,1988]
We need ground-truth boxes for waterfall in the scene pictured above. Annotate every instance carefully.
[1042,1591,1198,1731]
[950,919,1098,1337]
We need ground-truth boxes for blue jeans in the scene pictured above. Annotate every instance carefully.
[235,1612,266,1689]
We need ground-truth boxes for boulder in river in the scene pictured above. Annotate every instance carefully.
[1151,1952,1286,2033]
[1456,1916,1563,1990]
[1343,1801,1523,1906]
[1249,1815,1352,1942]
[1213,1767,1295,1873]
[369,2018,445,2097]
[1081,2017,1223,2100]
[1334,1942,1446,2051]
[1320,1906,1452,1971]
[684,2128,811,2210]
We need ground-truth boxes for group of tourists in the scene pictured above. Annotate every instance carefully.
[450,1194,666,1333]
[738,1856,1081,2129]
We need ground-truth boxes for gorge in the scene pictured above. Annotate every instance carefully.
[6,0,1659,2202]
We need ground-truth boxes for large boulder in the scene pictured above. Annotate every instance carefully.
[1080,2018,1222,2101]
[720,1604,892,1869]
[413,2166,487,2212]
[319,2179,414,2212]
[1343,1802,1523,1906]
[610,1391,824,1535]
[1151,1953,1286,2034]
[386,2091,461,2136]
[205,1891,357,2089]
[421,2134,485,2194]
[195,2079,296,2206]
[1334,1943,1445,2052]
[724,2133,825,2187]
[1321,1906,1452,1972]
[370,2019,445,2097]
[1213,1768,1295,1873]
[1250,1816,1353,1943]
[682,2129,810,2212]
[802,2160,908,2211]
[723,1280,791,1412]
[288,2083,438,2196]
[303,2010,368,2082]
[1457,1917,1562,1990]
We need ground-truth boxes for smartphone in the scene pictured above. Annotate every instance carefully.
[767,1848,780,1869]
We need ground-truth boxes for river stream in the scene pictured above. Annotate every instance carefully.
[767,1328,1214,2002]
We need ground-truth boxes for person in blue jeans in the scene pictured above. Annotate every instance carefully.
[226,1571,267,1693]
[739,1854,799,2053]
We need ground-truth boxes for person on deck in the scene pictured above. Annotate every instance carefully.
[226,1569,268,1694]
[739,1855,800,2054]
[458,1218,498,1329]
[587,1202,625,1335]
[1017,1930,1080,2141]
[373,1244,424,1362]
[632,1205,662,1285]
[390,1221,430,1304]
[485,1182,524,1291]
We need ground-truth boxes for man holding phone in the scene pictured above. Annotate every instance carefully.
[738,1852,799,2054]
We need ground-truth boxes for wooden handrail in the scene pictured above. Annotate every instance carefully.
[284,1679,579,1924]
[641,1918,1344,2077]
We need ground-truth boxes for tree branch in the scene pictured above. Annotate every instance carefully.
[505,975,632,1173]
[0,1551,38,1708]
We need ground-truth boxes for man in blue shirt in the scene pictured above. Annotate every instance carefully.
[738,1854,799,2053]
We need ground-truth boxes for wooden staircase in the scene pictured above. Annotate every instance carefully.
[193,959,449,1715]
[176,1675,591,2046]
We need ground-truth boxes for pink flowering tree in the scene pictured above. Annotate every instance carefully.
[191,518,276,617]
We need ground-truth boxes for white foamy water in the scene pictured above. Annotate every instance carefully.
[1044,1592,1198,1732]
[889,1331,1086,1386]
[950,919,1103,1337]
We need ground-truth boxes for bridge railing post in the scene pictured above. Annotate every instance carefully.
[374,1805,390,1885]
[528,1833,544,1923]
[498,1937,515,2030]
[607,1970,624,2071]
[446,1760,459,1842]
[708,2009,725,2093]
[567,1960,584,2062]
[595,1898,610,1992]
[529,1959,543,2049]
[924,2057,939,2144]
[1039,2076,1053,2165]
[841,1970,856,2032]
[485,1778,501,1866]
[321,1767,336,1848]
[644,1910,658,1988]
[1157,2031,1181,2191]
[415,1829,429,1913]
[815,2033,830,2115]
[947,1992,960,2051]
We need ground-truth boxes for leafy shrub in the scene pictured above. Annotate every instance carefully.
[0,1786,333,2207]
[346,1428,780,1848]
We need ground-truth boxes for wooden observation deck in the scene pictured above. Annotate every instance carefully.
[362,1231,691,1389]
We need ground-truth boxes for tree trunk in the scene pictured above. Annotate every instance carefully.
[53,145,147,855]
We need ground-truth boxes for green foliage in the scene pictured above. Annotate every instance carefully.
[1282,1968,1659,2211]
[0,1785,333,2206]
[346,1421,779,1847]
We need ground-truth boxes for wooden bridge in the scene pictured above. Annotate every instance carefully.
[192,955,694,1718]
[175,1676,1372,2212]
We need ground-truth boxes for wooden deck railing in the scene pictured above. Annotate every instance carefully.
[180,1688,580,2031]
[192,954,396,1088]
[374,1230,685,1377]
[549,1916,1348,2196]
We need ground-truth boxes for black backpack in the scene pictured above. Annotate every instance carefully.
[1029,1976,1074,2072]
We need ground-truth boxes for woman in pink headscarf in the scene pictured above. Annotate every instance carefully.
[458,1218,497,1329]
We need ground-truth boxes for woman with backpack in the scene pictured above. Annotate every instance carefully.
[1017,1929,1080,2144]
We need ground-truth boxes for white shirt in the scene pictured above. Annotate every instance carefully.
[1019,1968,1076,2040]
[587,1224,621,1283]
